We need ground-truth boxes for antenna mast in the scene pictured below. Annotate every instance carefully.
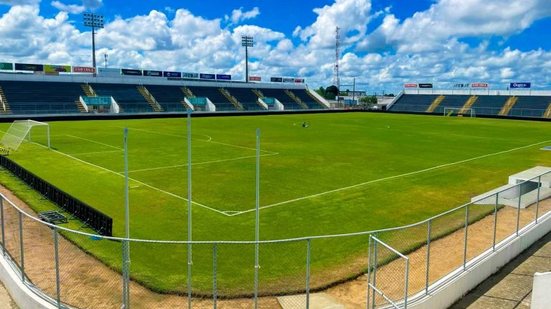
[333,27,341,90]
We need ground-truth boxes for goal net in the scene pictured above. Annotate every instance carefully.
[443,107,476,117]
[1,120,50,151]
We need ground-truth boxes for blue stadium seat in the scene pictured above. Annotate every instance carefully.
[91,83,152,113]
[0,81,82,114]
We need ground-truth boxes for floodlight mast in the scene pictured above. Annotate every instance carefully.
[83,13,104,73]
[242,36,254,82]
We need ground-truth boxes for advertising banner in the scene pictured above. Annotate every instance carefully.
[282,77,294,83]
[164,71,182,78]
[182,72,198,79]
[471,82,489,88]
[44,65,71,74]
[418,83,433,88]
[73,66,95,73]
[510,82,531,89]
[121,69,142,76]
[249,76,261,82]
[270,77,283,83]
[453,83,470,88]
[404,83,418,88]
[143,70,162,77]
[199,73,216,80]
[216,74,231,80]
[294,78,305,83]
[0,63,13,70]
[14,63,43,72]
[98,67,121,76]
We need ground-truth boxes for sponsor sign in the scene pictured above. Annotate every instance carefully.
[404,83,417,88]
[471,82,489,88]
[0,63,13,70]
[164,71,182,78]
[98,67,121,76]
[282,77,294,83]
[510,82,531,89]
[182,72,198,79]
[143,70,162,77]
[294,78,305,83]
[44,65,71,74]
[453,83,470,88]
[249,76,261,82]
[216,74,231,80]
[199,73,216,80]
[121,69,142,76]
[73,66,95,73]
[270,77,283,83]
[418,83,433,89]
[14,63,43,72]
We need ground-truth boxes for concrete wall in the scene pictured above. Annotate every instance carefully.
[531,272,551,309]
[410,212,551,309]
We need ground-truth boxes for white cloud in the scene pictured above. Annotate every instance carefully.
[50,0,102,14]
[0,0,40,5]
[225,7,260,25]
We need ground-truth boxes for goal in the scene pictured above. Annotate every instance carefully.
[443,107,476,117]
[0,120,50,151]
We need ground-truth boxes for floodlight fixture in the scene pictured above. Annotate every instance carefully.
[241,35,254,82]
[83,13,104,71]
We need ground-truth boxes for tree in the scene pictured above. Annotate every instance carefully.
[315,86,326,98]
[325,85,339,100]
[359,95,378,109]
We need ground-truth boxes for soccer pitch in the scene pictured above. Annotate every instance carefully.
[1,112,551,294]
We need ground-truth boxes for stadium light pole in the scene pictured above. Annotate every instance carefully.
[83,13,104,72]
[241,36,254,83]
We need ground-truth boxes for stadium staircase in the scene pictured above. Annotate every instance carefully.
[252,89,264,99]
[181,87,194,98]
[426,95,445,113]
[460,95,478,115]
[306,90,327,108]
[81,84,96,97]
[137,85,164,112]
[0,86,11,114]
[499,96,518,116]
[74,100,87,112]
[219,88,244,110]
[544,103,551,118]
[284,89,308,109]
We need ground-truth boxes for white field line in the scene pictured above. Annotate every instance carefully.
[65,134,123,150]
[124,152,279,174]
[229,139,551,217]
[68,149,122,156]
[32,143,230,216]
[122,126,278,155]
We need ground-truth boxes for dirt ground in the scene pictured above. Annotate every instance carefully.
[0,184,549,309]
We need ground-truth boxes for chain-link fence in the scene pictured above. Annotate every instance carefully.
[0,170,549,308]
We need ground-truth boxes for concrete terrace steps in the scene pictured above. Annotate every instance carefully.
[499,96,518,116]
[284,89,308,109]
[137,85,163,112]
[426,95,445,113]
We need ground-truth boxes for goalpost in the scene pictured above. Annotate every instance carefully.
[1,120,50,152]
[443,107,476,117]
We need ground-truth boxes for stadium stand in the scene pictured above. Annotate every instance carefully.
[188,86,237,111]
[387,94,439,113]
[258,88,303,110]
[510,96,551,118]
[288,89,326,109]
[437,95,471,114]
[91,83,152,113]
[144,85,188,112]
[0,81,81,114]
[227,88,265,110]
[475,95,508,116]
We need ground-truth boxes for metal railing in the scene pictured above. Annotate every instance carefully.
[0,170,549,308]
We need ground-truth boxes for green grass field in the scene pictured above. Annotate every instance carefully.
[1,112,550,295]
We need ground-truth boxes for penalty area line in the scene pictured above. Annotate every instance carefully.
[229,139,551,217]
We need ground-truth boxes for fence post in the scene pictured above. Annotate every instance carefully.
[404,257,410,309]
[425,220,431,294]
[463,205,469,270]
[53,227,61,308]
[371,238,378,309]
[0,197,4,256]
[212,243,217,309]
[366,236,372,309]
[516,186,522,236]
[122,240,130,309]
[306,239,311,309]
[535,175,541,224]
[493,193,498,251]
[18,212,24,282]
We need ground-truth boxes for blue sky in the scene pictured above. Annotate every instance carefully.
[0,0,550,93]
